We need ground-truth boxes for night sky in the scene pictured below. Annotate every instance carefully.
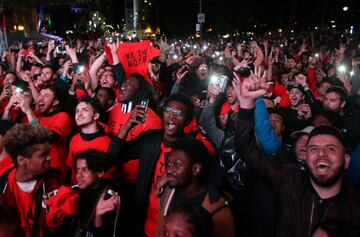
[149,0,360,37]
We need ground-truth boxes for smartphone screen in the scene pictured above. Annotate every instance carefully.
[137,100,149,123]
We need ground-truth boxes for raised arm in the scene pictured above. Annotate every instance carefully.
[199,83,225,148]
[233,69,292,188]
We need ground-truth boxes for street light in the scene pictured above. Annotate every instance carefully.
[343,6,348,12]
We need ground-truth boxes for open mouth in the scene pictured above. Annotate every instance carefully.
[166,121,176,130]
[315,160,331,172]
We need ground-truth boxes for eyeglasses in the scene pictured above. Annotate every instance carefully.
[163,107,185,117]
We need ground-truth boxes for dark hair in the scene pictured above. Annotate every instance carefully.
[0,120,14,136]
[42,65,55,74]
[170,137,211,180]
[96,87,116,103]
[166,203,213,237]
[3,124,52,165]
[308,126,346,150]
[311,109,343,128]
[325,86,348,102]
[163,93,195,124]
[128,73,155,103]
[189,58,209,80]
[267,108,286,125]
[42,84,62,102]
[31,62,44,69]
[74,149,110,173]
[76,96,103,114]
[4,72,17,80]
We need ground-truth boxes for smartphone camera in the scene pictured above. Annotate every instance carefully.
[15,87,23,95]
[136,99,149,123]
[106,36,115,44]
[76,65,85,74]
[210,75,228,92]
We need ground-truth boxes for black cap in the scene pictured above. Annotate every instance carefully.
[287,83,304,94]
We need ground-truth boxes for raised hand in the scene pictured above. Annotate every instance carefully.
[295,74,308,88]
[299,43,307,54]
[336,44,346,55]
[175,65,189,85]
[154,174,169,198]
[297,103,312,120]
[96,191,120,216]
[207,83,221,104]
[118,105,147,139]
[233,68,268,109]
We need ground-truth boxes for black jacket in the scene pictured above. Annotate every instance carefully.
[234,108,360,237]
[108,130,164,236]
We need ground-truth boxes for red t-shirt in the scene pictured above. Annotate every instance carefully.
[67,131,113,184]
[37,111,72,174]
[144,143,171,237]
[7,170,37,237]
[183,117,198,135]
[0,155,14,176]
[108,103,162,183]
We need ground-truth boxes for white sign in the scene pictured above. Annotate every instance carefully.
[196,24,200,32]
[197,13,205,23]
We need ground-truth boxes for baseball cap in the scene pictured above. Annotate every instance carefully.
[291,126,314,139]
[287,83,304,94]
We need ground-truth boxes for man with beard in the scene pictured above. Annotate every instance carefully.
[322,86,360,150]
[109,94,212,237]
[156,137,235,237]
[0,124,64,237]
[280,83,312,143]
[21,85,71,174]
[234,72,360,237]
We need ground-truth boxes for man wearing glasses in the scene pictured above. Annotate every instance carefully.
[109,93,205,237]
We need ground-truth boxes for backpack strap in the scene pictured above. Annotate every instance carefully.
[0,167,15,193]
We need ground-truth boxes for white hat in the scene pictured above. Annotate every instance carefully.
[291,126,314,139]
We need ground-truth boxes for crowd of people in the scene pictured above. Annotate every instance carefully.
[0,28,360,237]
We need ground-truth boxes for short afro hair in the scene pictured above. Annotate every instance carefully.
[166,203,213,237]
[3,124,52,165]
[163,93,195,124]
[74,149,111,173]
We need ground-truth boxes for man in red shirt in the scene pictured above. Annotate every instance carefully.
[0,124,64,237]
[108,73,162,184]
[67,96,114,184]
[20,85,71,174]
[109,94,217,237]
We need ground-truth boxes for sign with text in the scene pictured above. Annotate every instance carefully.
[197,13,205,23]
[117,40,160,85]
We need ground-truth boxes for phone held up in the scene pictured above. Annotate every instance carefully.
[210,74,228,93]
[136,99,149,123]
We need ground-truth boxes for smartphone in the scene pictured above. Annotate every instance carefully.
[178,65,189,74]
[76,65,85,74]
[136,99,149,123]
[49,40,55,47]
[15,87,23,96]
[5,81,12,95]
[210,75,228,92]
[106,36,115,44]
[10,48,20,53]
